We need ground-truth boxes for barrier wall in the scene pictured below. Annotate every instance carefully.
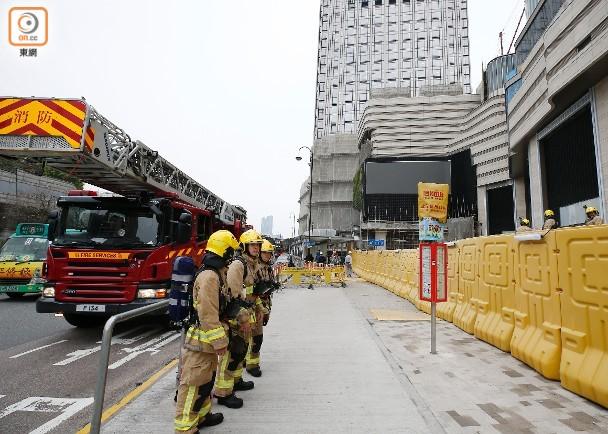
[556,226,608,407]
[436,245,459,322]
[351,225,608,408]
[511,231,561,380]
[475,235,515,352]
[453,238,478,334]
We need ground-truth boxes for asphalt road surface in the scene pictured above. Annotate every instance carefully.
[0,293,180,434]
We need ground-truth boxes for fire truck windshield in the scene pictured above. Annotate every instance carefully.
[54,205,162,249]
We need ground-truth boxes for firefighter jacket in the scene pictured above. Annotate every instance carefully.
[254,262,274,315]
[543,218,557,230]
[183,268,229,353]
[585,215,604,226]
[226,253,259,330]
[516,226,533,233]
[227,253,258,299]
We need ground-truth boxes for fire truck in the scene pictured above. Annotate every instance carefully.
[0,97,247,327]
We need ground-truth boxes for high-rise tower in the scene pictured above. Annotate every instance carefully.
[313,0,472,139]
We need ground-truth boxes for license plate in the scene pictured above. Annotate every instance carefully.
[0,285,20,293]
[76,304,106,313]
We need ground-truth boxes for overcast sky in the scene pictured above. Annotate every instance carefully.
[1,0,525,237]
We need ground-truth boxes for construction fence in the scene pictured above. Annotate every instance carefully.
[352,225,608,408]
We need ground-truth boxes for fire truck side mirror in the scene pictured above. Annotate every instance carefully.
[177,212,192,244]
[47,210,59,241]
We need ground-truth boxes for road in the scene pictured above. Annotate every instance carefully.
[0,293,180,434]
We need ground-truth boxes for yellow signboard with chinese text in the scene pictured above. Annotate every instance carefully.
[418,182,449,223]
[67,252,130,260]
[0,98,87,149]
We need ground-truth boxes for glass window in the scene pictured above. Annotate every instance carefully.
[0,237,49,262]
[56,205,162,248]
[197,214,212,242]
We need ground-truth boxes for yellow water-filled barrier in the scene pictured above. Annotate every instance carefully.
[510,230,561,380]
[437,244,459,322]
[396,250,410,299]
[279,266,346,287]
[474,235,515,352]
[453,238,478,334]
[385,251,399,293]
[556,226,608,407]
[351,225,608,408]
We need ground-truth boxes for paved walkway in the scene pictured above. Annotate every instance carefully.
[102,279,608,433]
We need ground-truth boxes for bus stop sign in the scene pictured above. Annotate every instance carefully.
[419,242,448,303]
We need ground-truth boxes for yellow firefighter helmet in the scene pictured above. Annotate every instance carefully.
[206,230,240,259]
[261,240,275,253]
[239,229,263,250]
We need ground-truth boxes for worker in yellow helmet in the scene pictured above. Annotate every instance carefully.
[584,205,604,226]
[174,230,239,433]
[517,217,532,233]
[246,239,277,377]
[543,209,557,230]
[214,229,262,409]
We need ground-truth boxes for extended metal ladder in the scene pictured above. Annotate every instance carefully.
[0,97,245,224]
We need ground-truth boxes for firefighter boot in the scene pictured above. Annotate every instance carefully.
[246,366,262,377]
[215,393,243,409]
[233,378,254,391]
[197,412,224,428]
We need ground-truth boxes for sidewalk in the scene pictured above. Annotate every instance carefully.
[102,280,608,433]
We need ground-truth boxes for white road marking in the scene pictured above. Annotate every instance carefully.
[109,331,180,370]
[0,396,93,434]
[10,340,69,359]
[53,326,160,366]
[0,395,5,399]
[98,325,160,345]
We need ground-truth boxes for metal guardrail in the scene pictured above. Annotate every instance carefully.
[90,299,170,434]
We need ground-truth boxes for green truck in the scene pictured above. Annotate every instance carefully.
[0,223,49,298]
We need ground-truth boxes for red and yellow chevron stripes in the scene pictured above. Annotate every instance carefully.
[0,98,87,149]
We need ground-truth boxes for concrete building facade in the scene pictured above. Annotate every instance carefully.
[314,0,472,139]
[298,134,360,237]
[507,0,608,228]
[356,54,515,242]
[300,0,473,240]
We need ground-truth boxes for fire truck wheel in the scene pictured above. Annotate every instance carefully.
[7,292,25,299]
[64,314,106,328]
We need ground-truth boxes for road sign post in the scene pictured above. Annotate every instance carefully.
[419,242,448,354]
[367,239,385,248]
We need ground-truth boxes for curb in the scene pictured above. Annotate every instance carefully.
[77,358,178,434]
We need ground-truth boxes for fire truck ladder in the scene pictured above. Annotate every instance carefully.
[0,97,246,225]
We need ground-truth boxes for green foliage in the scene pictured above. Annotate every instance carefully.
[0,156,82,189]
[43,166,83,189]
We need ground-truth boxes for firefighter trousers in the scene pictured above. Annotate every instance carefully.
[174,350,218,433]
[214,330,248,397]
[246,314,264,369]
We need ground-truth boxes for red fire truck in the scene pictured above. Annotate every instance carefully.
[0,97,247,327]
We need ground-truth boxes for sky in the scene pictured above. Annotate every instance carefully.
[1,0,526,237]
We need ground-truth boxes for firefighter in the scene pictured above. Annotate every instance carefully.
[174,230,239,433]
[584,205,604,226]
[214,229,262,409]
[517,218,532,233]
[543,210,557,230]
[246,239,275,377]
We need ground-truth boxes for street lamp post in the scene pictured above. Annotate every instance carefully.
[296,146,313,250]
